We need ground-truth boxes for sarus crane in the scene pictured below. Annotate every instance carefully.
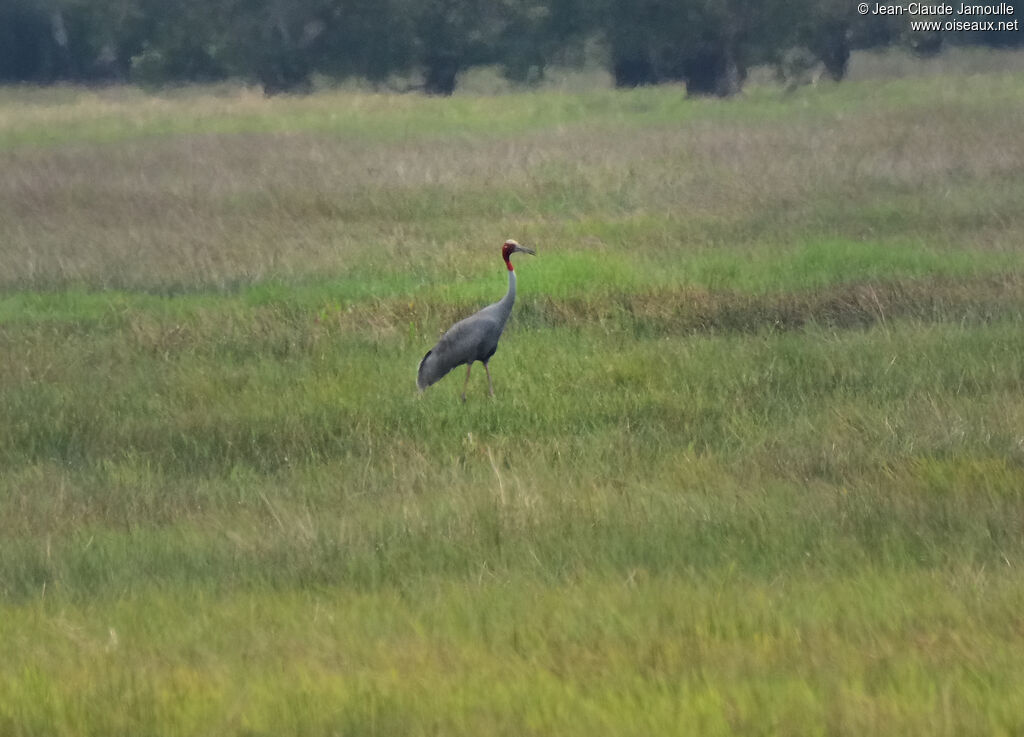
[417,239,536,400]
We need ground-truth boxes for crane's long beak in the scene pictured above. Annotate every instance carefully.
[515,245,536,256]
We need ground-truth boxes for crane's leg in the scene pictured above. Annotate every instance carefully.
[461,363,472,403]
[484,361,494,397]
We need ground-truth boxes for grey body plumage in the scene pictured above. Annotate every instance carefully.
[417,240,535,400]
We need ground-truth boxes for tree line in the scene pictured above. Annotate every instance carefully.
[1,0,1020,96]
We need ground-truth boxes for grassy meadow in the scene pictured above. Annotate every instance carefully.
[2,51,1024,735]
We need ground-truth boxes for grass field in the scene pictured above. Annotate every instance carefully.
[2,51,1024,735]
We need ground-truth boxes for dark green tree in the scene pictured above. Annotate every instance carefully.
[217,0,332,93]
[604,0,789,96]
[493,0,593,84]
[413,0,491,94]
[127,0,229,85]
[0,0,55,82]
[324,0,417,84]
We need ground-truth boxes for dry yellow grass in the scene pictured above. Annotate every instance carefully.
[1,62,1022,289]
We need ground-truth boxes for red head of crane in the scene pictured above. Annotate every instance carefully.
[417,239,536,401]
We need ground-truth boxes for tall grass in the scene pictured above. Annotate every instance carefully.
[1,52,1024,735]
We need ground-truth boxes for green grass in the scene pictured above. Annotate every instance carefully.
[2,52,1024,735]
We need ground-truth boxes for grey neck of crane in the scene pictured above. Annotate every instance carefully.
[504,268,516,303]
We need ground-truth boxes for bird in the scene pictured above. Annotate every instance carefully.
[417,239,536,401]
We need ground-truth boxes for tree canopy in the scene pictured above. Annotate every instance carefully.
[1,0,1019,94]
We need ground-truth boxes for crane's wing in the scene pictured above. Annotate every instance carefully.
[417,313,497,391]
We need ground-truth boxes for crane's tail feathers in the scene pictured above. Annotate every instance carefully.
[417,347,459,391]
[416,349,434,391]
